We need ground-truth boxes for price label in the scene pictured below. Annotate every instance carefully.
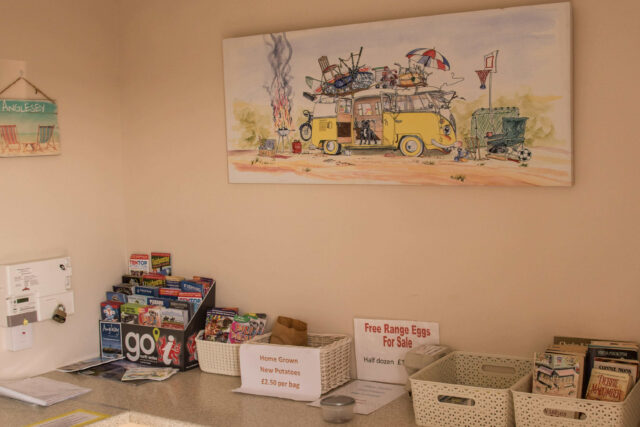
[234,343,322,401]
[354,318,439,384]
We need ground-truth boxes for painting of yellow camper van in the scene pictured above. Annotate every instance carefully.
[223,3,571,186]
[307,91,458,157]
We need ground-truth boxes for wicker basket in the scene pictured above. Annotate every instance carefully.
[246,333,352,394]
[196,336,241,376]
[513,378,640,427]
[410,351,531,427]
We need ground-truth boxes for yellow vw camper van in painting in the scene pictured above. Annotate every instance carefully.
[309,90,457,156]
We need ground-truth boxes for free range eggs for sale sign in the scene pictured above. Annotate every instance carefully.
[354,318,439,384]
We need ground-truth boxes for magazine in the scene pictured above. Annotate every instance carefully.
[121,367,178,382]
[77,359,148,383]
[56,356,124,373]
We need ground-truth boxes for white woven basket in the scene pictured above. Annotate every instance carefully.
[410,351,531,427]
[196,336,241,376]
[246,333,352,394]
[513,378,640,427]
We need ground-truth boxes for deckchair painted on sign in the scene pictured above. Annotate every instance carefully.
[0,125,21,153]
[37,125,55,151]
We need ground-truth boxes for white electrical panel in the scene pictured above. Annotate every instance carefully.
[0,257,74,327]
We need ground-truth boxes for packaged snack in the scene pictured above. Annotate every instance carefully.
[134,285,160,297]
[159,287,180,300]
[101,301,123,322]
[228,314,256,344]
[160,308,189,330]
[106,291,127,303]
[139,306,162,327]
[204,308,236,342]
[129,254,150,276]
[246,313,268,337]
[151,252,172,275]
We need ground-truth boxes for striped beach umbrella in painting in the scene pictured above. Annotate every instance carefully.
[406,48,451,71]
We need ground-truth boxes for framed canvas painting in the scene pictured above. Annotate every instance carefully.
[223,3,571,185]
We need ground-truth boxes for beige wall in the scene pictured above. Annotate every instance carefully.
[1,0,639,379]
[119,0,640,358]
[0,1,126,378]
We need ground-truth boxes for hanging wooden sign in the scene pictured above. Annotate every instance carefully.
[0,76,60,157]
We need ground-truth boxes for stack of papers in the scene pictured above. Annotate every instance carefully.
[0,377,91,406]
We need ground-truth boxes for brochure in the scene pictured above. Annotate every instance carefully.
[56,356,124,373]
[121,367,178,382]
[0,377,90,406]
[77,359,148,383]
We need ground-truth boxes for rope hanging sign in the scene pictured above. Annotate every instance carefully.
[0,75,56,104]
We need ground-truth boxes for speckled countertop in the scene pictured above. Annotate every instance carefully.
[0,369,417,426]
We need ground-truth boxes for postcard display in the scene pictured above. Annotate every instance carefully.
[100,284,215,371]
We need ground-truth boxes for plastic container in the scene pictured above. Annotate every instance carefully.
[410,351,531,427]
[405,344,452,376]
[513,378,640,427]
[196,332,241,376]
[405,344,452,392]
[320,395,355,423]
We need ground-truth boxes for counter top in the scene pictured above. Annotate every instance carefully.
[0,369,417,426]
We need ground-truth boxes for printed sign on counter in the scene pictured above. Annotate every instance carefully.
[354,318,439,384]
[234,343,322,401]
[27,409,108,427]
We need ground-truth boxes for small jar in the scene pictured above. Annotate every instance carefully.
[320,395,355,423]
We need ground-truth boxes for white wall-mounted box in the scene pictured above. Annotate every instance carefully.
[5,322,33,351]
[0,257,73,327]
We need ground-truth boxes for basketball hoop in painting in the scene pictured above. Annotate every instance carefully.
[475,70,490,89]
[484,50,498,72]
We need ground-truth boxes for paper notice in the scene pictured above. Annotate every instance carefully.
[308,380,406,415]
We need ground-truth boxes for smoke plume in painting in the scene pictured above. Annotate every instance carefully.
[265,33,294,132]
